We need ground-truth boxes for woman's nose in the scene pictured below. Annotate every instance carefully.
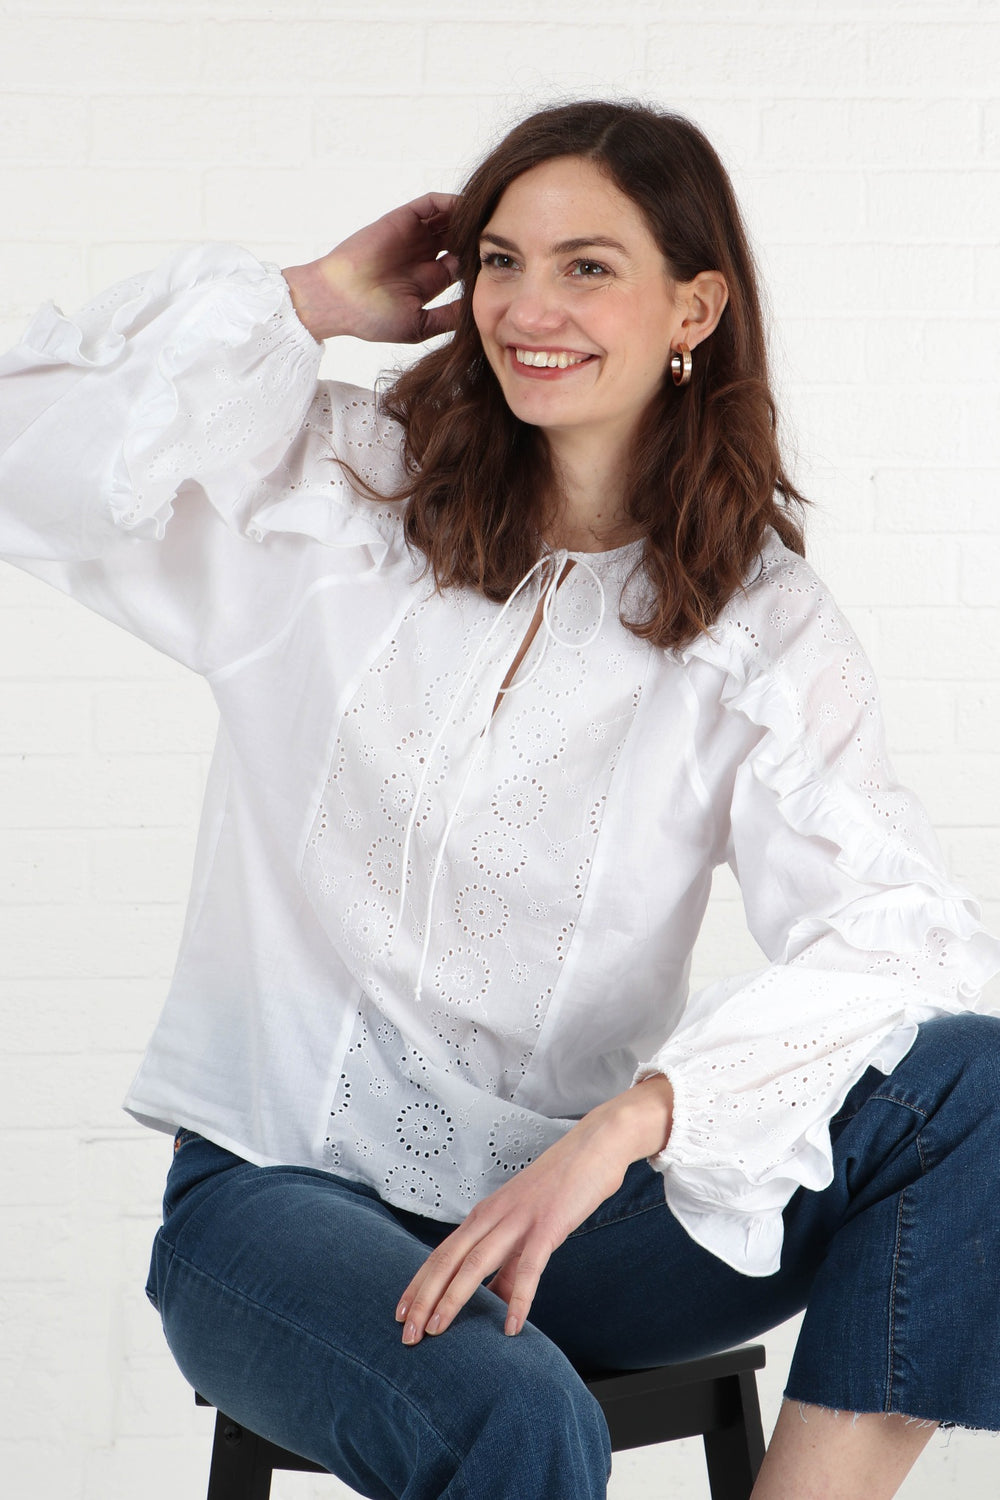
[506,276,566,334]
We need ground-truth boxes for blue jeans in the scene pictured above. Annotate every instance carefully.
[146,1014,1000,1499]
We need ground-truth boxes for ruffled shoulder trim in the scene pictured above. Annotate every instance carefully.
[676,528,831,684]
[16,246,323,544]
[637,530,1000,1274]
[241,381,411,568]
[678,530,993,981]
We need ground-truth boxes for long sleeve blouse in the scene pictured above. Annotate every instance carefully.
[1,244,997,1277]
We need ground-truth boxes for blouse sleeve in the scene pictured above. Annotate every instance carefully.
[634,535,1000,1277]
[0,245,401,673]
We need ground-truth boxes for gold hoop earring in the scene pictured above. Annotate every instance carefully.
[670,343,692,387]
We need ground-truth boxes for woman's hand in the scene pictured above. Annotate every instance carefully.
[395,1074,673,1345]
[282,193,461,344]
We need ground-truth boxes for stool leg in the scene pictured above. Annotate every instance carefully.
[206,1411,274,1500]
[702,1371,766,1500]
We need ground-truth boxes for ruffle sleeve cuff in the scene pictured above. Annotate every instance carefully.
[11,244,323,548]
[633,971,973,1276]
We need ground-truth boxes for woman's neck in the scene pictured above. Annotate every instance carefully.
[544,512,642,553]
[541,432,642,554]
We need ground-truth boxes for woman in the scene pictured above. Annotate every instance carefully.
[1,101,997,1499]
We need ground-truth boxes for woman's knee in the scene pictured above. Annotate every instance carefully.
[447,1328,610,1499]
[904,1010,1000,1110]
[919,1008,1000,1059]
[148,1159,610,1500]
[336,1325,610,1500]
[874,1011,1000,1180]
[321,1321,611,1500]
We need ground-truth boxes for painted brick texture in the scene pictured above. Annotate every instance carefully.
[1,4,997,1497]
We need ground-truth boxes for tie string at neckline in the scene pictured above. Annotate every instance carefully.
[391,549,608,1003]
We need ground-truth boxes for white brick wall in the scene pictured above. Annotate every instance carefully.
[1,3,997,1497]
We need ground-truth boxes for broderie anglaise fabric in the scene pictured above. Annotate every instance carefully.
[638,537,1000,1268]
[301,546,649,1212]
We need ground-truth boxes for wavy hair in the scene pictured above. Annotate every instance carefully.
[373,100,808,650]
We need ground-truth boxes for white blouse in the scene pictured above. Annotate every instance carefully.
[1,244,997,1277]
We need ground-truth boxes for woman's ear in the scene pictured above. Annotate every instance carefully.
[679,271,729,350]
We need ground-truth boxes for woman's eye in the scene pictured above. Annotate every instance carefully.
[480,252,517,272]
[570,260,610,279]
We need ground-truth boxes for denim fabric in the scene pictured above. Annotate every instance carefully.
[147,1014,1000,1498]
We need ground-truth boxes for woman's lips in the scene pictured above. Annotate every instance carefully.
[508,347,596,379]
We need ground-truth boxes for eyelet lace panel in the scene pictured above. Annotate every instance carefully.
[300,557,647,1217]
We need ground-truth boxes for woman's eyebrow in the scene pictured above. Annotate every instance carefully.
[479,231,630,256]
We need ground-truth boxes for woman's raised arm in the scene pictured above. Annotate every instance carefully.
[0,212,440,672]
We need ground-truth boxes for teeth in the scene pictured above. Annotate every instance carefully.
[515,348,589,369]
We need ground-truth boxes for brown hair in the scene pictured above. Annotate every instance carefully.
[375,100,808,650]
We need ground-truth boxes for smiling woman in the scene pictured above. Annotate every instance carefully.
[470,156,728,539]
[368,103,808,645]
[2,97,999,1500]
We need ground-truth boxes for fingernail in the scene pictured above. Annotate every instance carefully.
[427,1314,441,1335]
[403,1321,418,1345]
[395,1302,408,1323]
[505,1315,519,1337]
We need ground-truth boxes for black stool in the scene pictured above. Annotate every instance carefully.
[197,1342,766,1499]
